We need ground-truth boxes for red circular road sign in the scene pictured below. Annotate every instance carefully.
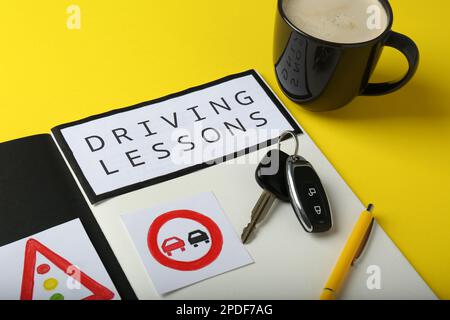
[147,210,223,271]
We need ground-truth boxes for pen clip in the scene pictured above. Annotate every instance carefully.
[351,205,375,266]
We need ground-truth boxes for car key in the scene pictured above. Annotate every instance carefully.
[241,148,290,243]
[283,132,333,233]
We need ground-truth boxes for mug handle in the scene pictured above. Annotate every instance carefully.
[362,31,419,96]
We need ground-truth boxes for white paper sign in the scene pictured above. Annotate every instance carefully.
[54,71,297,201]
[121,192,253,295]
[0,219,119,300]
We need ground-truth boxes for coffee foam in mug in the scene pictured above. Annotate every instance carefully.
[282,0,389,44]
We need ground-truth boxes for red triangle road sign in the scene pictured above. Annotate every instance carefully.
[20,238,115,300]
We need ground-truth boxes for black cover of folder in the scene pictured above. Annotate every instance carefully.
[0,134,136,300]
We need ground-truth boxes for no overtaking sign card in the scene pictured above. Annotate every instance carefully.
[121,192,253,295]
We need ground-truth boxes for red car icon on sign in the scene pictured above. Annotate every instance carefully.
[161,237,186,256]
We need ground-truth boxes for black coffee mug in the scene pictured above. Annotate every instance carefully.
[274,0,419,111]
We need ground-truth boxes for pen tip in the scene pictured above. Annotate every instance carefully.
[367,204,374,213]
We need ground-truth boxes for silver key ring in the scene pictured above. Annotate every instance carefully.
[278,130,299,156]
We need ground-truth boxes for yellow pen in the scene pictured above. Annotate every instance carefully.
[320,204,375,300]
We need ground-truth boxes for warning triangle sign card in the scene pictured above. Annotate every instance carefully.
[0,219,119,300]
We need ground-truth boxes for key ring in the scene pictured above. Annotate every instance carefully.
[278,130,299,156]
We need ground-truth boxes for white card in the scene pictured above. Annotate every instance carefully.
[0,219,119,300]
[121,192,253,295]
[54,71,298,202]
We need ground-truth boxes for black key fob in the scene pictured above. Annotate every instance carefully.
[255,149,290,202]
[286,155,332,233]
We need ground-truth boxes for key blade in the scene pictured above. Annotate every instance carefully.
[242,192,277,244]
[257,195,277,222]
[250,191,269,220]
[242,192,270,243]
[257,193,277,221]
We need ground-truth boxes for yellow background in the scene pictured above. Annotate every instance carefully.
[0,1,449,298]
